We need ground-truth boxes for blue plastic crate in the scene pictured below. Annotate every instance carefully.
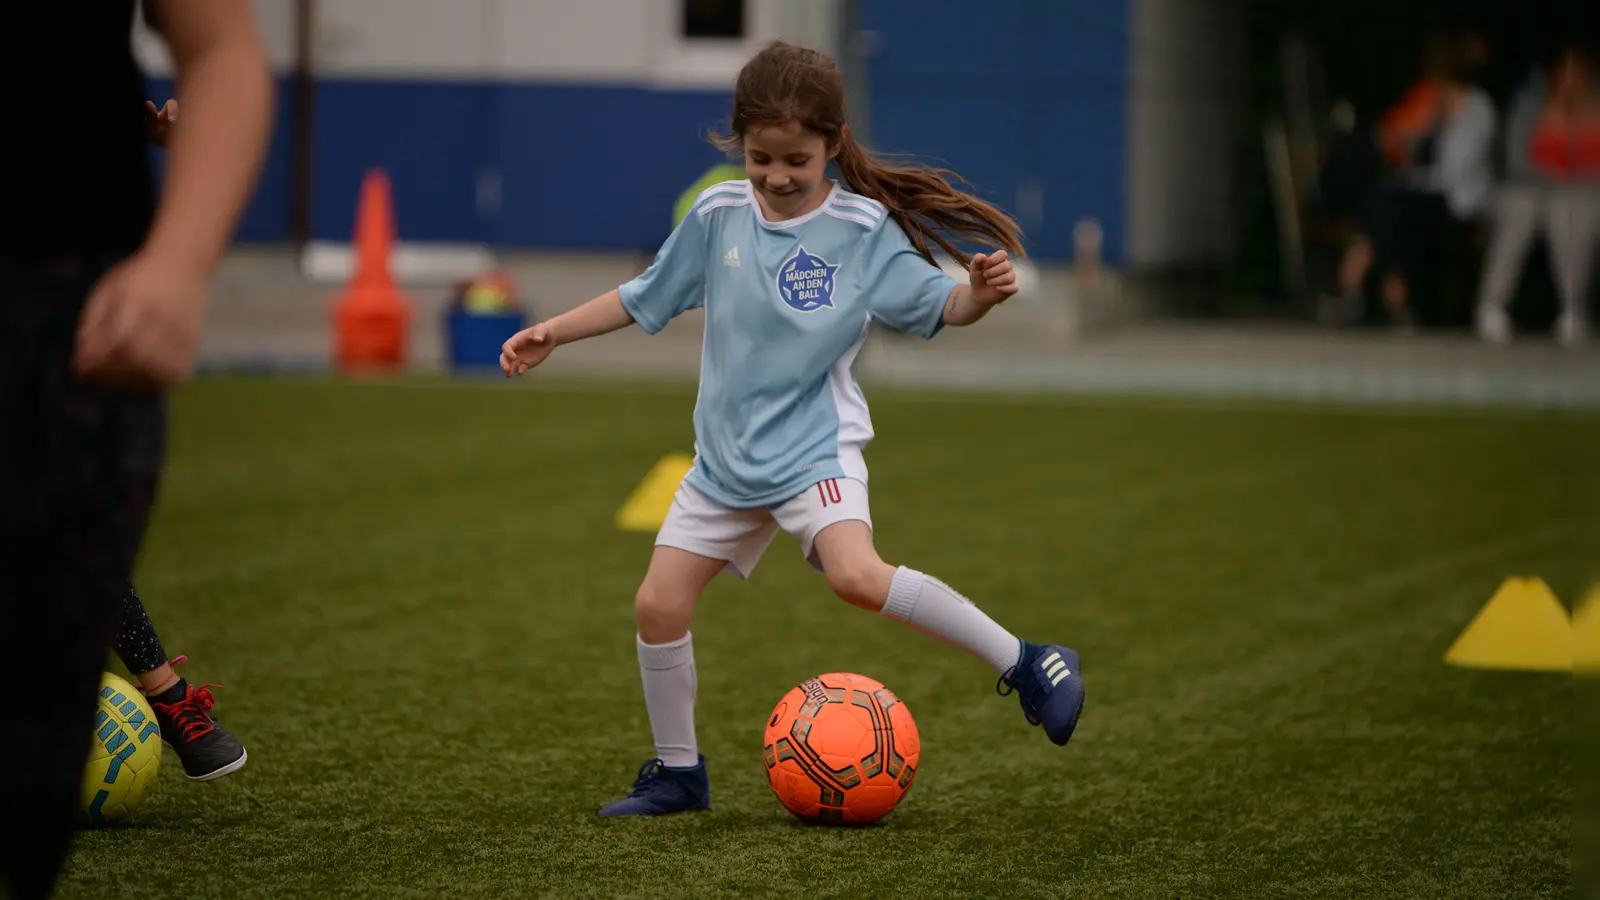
[445,308,526,373]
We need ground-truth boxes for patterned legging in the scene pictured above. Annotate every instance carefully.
[115,583,169,676]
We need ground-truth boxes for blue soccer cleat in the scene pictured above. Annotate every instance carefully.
[598,755,712,817]
[998,641,1085,746]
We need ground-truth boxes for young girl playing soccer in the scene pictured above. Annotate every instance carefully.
[500,41,1085,817]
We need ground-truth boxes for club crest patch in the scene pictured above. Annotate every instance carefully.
[776,244,839,313]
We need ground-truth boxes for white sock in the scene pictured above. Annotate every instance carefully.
[881,567,1024,674]
[636,632,699,768]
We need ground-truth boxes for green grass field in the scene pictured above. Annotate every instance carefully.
[59,376,1587,899]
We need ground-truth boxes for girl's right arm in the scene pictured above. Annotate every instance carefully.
[504,202,705,377]
[545,289,636,347]
[500,288,637,377]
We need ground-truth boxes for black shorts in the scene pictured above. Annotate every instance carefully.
[0,254,167,898]
[1364,185,1463,285]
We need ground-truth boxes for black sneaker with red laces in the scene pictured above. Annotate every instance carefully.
[148,678,248,782]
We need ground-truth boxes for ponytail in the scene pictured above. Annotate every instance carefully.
[833,131,1026,267]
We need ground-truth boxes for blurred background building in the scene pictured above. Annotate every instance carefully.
[132,0,1598,406]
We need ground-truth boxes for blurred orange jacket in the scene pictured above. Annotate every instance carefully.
[1377,80,1440,167]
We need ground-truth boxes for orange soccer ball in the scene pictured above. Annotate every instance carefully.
[762,672,921,825]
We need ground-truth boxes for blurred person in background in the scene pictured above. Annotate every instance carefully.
[1476,40,1600,346]
[0,2,272,898]
[1327,30,1498,329]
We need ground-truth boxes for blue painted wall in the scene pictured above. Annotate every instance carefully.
[310,80,733,251]
[490,84,733,251]
[140,1,1129,262]
[861,0,1130,262]
[144,74,296,244]
[310,79,501,245]
[145,74,734,253]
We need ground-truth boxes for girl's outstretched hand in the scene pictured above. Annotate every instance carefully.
[968,250,1019,305]
[500,323,556,377]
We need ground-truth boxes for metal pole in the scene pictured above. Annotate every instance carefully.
[290,0,315,257]
[837,0,870,145]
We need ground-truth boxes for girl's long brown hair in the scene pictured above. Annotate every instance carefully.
[712,41,1025,267]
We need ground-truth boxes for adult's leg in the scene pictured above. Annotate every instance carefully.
[1544,186,1600,343]
[1474,185,1543,341]
[0,258,166,900]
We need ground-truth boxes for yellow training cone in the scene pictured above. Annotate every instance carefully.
[1574,585,1600,675]
[615,453,694,532]
[1444,577,1571,673]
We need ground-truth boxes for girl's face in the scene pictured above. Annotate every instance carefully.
[744,120,837,220]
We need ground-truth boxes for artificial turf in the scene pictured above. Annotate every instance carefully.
[58,376,1583,899]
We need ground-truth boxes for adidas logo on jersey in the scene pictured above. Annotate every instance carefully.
[723,246,741,267]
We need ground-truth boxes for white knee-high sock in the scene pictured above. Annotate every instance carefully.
[637,632,699,768]
[881,567,1024,674]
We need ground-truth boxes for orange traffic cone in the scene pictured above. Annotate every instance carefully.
[332,168,413,374]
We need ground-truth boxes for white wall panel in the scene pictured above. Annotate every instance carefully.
[134,0,298,76]
[133,0,841,87]
[316,0,496,79]
[311,0,832,86]
[493,0,651,82]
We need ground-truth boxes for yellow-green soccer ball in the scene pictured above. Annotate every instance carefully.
[80,672,163,826]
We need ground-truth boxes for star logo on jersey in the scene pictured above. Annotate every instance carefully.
[776,244,839,313]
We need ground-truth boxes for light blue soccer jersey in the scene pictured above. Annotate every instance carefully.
[618,179,958,509]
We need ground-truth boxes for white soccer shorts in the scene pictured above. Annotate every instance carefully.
[655,476,872,579]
